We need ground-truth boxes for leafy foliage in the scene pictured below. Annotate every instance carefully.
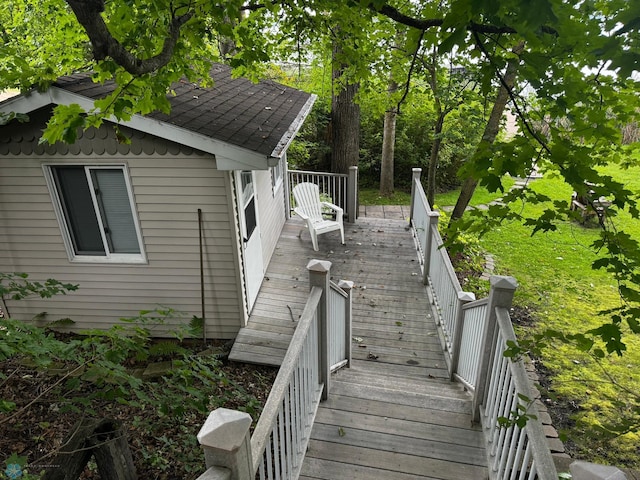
[0,310,267,478]
[0,275,269,478]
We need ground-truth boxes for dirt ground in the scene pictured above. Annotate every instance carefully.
[0,349,277,479]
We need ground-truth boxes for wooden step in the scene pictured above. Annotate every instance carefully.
[228,327,289,366]
[333,367,469,399]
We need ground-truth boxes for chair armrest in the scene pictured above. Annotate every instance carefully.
[320,202,344,215]
[293,206,310,220]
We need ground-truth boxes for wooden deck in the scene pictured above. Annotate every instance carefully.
[229,211,489,479]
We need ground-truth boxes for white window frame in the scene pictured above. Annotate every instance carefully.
[270,155,284,196]
[44,164,147,264]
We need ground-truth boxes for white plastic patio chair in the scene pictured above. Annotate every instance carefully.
[292,182,345,251]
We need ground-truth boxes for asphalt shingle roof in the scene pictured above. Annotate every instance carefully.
[53,64,314,158]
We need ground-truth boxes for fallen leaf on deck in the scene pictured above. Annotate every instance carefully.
[338,427,346,437]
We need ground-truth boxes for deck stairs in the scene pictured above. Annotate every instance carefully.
[229,214,489,478]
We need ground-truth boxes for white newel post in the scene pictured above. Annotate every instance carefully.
[409,168,421,228]
[338,279,354,368]
[422,211,440,286]
[197,408,253,480]
[449,290,476,380]
[471,275,518,422]
[347,166,358,223]
[308,259,332,401]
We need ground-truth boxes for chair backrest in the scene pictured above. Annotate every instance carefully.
[293,183,323,221]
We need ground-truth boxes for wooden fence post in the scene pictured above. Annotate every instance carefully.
[409,168,421,227]
[347,166,358,223]
[471,276,518,421]
[308,259,331,401]
[197,408,253,480]
[43,418,137,480]
[338,279,354,368]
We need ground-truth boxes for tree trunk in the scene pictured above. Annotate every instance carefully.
[450,42,524,221]
[42,418,95,480]
[90,420,138,480]
[380,80,398,196]
[425,44,442,207]
[331,42,360,174]
[427,112,444,206]
[43,418,137,480]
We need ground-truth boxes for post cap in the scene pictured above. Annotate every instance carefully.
[458,291,476,302]
[489,275,518,290]
[307,259,332,273]
[197,408,252,451]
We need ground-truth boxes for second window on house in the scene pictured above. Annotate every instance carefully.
[49,165,144,262]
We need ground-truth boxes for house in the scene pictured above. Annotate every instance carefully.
[0,64,316,338]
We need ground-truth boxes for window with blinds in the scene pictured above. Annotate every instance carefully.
[49,165,145,262]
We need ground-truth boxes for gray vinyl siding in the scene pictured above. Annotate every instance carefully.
[255,169,286,271]
[0,154,244,338]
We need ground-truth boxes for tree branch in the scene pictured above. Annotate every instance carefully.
[396,30,425,114]
[372,4,515,34]
[472,33,551,155]
[371,3,558,36]
[64,0,193,75]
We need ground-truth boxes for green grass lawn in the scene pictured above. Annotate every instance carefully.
[438,166,640,468]
[360,177,515,207]
[359,188,412,205]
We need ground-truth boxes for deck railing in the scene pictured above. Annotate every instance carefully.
[287,166,358,223]
[195,260,351,480]
[409,168,476,374]
[480,306,558,480]
[409,168,558,480]
[251,284,323,480]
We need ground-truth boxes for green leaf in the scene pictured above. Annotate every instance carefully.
[438,29,467,55]
[0,399,17,413]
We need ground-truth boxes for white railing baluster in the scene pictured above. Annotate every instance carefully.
[265,434,272,479]
[510,428,527,480]
[284,389,294,474]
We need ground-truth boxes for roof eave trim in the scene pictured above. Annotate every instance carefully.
[2,87,270,171]
[269,93,317,161]
[0,90,54,114]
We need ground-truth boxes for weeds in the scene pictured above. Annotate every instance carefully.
[0,276,270,478]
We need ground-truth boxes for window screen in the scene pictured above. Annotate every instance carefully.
[91,169,140,254]
[51,166,142,259]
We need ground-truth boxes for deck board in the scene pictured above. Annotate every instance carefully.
[229,213,488,478]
